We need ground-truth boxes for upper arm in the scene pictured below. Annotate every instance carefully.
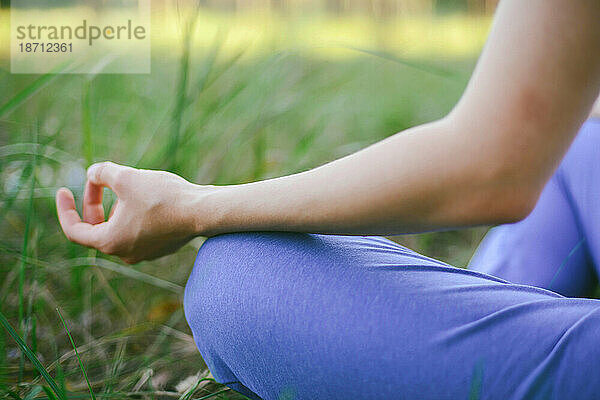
[450,0,600,209]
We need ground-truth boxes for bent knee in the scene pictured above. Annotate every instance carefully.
[183,233,306,396]
[183,234,262,379]
[183,232,296,330]
[183,234,247,328]
[184,232,292,293]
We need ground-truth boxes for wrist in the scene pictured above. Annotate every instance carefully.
[187,184,234,237]
[186,175,303,237]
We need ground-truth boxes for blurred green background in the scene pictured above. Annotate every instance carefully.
[0,1,495,398]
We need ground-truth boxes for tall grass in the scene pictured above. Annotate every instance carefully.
[0,6,488,399]
[165,7,197,173]
[0,66,66,119]
[56,308,95,400]
[0,310,66,400]
[17,126,37,383]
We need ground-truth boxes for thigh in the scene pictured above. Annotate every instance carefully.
[470,119,600,297]
[558,118,600,269]
[184,232,600,400]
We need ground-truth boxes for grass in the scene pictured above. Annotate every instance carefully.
[17,124,36,383]
[0,310,65,399]
[0,66,65,118]
[56,308,95,400]
[0,6,491,399]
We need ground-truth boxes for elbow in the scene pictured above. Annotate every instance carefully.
[463,158,543,226]
[474,176,542,225]
[460,138,545,226]
[505,202,536,224]
[490,189,539,224]
[436,177,540,228]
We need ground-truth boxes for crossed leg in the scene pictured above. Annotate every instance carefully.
[184,119,600,400]
[184,232,600,400]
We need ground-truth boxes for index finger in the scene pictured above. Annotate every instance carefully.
[83,180,105,225]
[56,187,109,249]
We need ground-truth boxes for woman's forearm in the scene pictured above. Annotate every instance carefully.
[199,0,600,237]
[199,117,530,236]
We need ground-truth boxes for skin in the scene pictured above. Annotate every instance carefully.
[57,0,600,264]
[592,96,600,118]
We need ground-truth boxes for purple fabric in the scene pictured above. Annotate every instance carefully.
[184,119,600,400]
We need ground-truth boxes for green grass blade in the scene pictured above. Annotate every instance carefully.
[0,164,27,225]
[55,362,65,400]
[0,73,56,117]
[192,388,230,400]
[82,80,94,166]
[23,386,42,400]
[41,386,60,400]
[184,30,229,109]
[0,143,77,164]
[0,310,65,400]
[190,30,224,101]
[166,10,200,172]
[178,377,217,400]
[0,382,23,400]
[62,258,184,294]
[17,158,35,325]
[0,62,70,118]
[0,307,5,375]
[342,45,463,81]
[103,337,127,395]
[31,315,37,356]
[18,130,38,382]
[56,308,97,400]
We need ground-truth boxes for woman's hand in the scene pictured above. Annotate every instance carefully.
[56,162,209,264]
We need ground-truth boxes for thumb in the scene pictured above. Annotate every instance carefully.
[87,161,131,195]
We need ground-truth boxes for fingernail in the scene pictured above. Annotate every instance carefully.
[87,164,99,181]
[56,187,71,201]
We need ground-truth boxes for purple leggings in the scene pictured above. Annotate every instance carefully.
[184,119,600,399]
